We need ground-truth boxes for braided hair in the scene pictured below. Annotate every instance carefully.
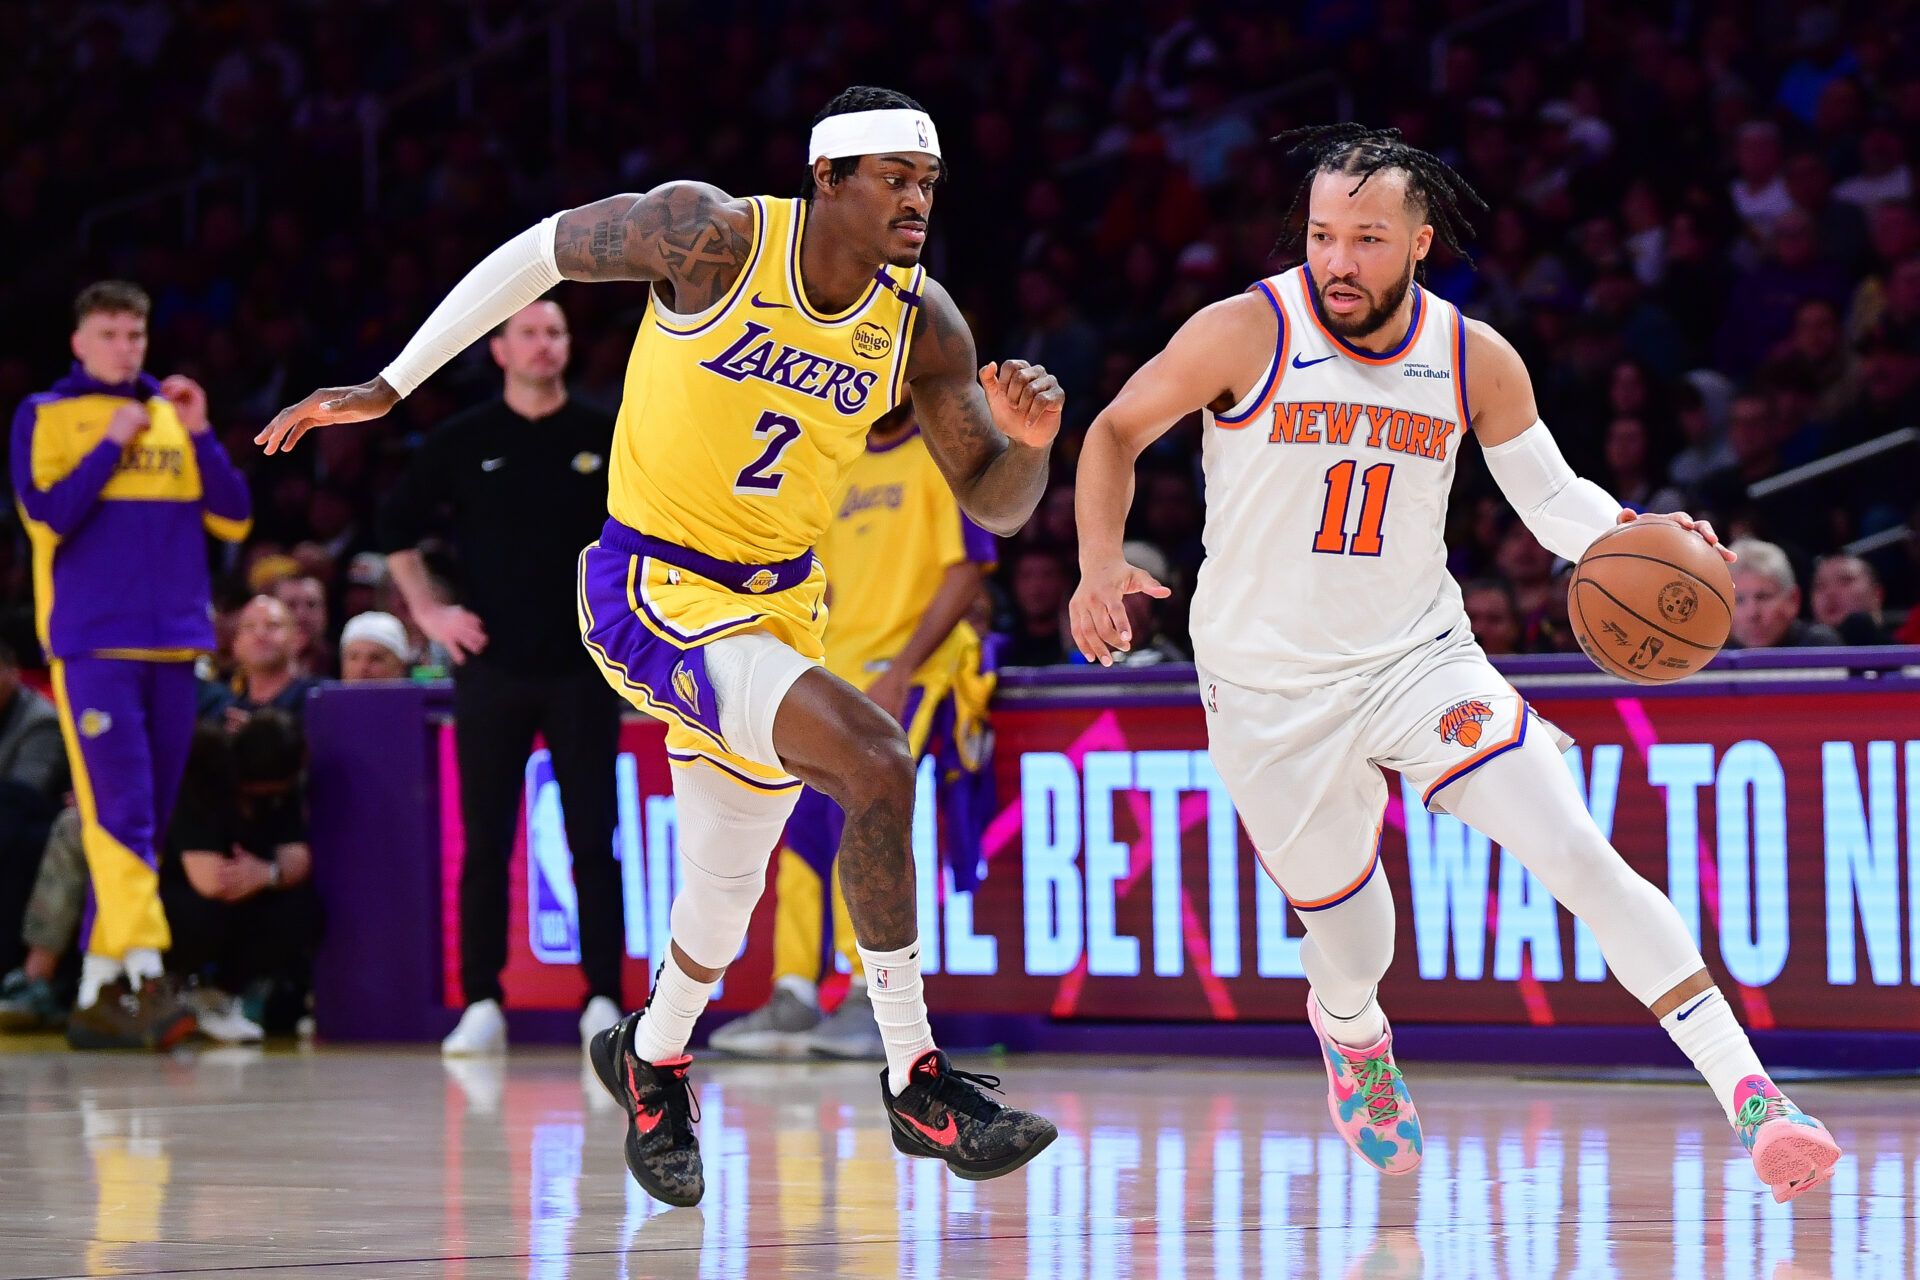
[1274,123,1487,273]
[802,86,938,202]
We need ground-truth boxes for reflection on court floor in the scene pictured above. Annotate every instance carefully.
[0,1049,1911,1279]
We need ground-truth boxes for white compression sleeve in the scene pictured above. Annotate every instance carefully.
[1481,420,1621,562]
[377,214,563,397]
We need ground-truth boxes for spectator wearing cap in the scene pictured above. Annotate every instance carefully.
[378,298,624,1055]
[339,612,412,681]
[1729,538,1843,649]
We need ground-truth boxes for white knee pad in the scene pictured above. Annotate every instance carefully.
[666,760,800,970]
[701,629,819,772]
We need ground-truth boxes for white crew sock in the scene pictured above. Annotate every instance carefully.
[632,950,718,1064]
[1317,987,1387,1049]
[124,948,164,985]
[79,954,124,1009]
[1660,988,1772,1123]
[855,941,936,1093]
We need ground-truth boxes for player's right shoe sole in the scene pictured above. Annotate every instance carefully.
[1750,1119,1842,1203]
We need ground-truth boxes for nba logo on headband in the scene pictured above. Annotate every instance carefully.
[809,109,943,163]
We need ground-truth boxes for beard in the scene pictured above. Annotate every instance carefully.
[1319,256,1416,340]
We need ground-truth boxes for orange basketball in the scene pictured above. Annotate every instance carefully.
[1567,516,1734,684]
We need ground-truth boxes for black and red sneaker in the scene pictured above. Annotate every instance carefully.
[881,1049,1057,1180]
[588,1011,704,1206]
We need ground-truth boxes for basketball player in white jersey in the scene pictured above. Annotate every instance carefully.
[1070,125,1840,1202]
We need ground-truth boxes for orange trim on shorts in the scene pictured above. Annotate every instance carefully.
[1422,698,1530,809]
[1287,824,1383,912]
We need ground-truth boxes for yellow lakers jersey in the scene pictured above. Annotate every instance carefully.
[817,427,996,688]
[609,196,926,562]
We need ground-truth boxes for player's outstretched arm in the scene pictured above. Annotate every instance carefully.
[257,182,751,455]
[1070,295,1266,665]
[1466,319,1733,562]
[905,279,1061,538]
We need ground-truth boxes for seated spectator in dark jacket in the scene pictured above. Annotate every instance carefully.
[161,712,319,1038]
[1003,549,1074,667]
[1810,553,1901,644]
[0,641,67,976]
[1729,538,1843,649]
[200,596,321,730]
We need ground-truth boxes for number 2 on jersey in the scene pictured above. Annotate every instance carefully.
[1312,460,1394,556]
[733,410,803,494]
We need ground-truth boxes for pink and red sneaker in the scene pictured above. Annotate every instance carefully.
[1306,995,1422,1175]
[1733,1074,1841,1203]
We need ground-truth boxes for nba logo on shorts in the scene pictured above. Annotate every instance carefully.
[523,749,581,964]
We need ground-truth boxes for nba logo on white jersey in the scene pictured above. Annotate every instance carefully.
[1191,264,1473,690]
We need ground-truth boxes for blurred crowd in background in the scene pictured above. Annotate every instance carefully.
[3,0,1919,682]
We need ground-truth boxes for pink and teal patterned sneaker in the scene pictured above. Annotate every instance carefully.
[1306,995,1422,1175]
[1734,1075,1841,1203]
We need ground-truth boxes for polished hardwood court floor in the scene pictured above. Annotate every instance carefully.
[1,1045,1914,1279]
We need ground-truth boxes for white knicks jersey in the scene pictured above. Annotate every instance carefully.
[1190,264,1472,690]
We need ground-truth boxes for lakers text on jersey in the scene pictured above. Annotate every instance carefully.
[579,196,925,786]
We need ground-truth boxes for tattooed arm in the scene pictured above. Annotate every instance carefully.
[904,278,1061,537]
[550,182,753,307]
[257,182,753,454]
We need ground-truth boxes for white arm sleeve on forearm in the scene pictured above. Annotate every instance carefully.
[1482,420,1621,561]
[377,214,563,397]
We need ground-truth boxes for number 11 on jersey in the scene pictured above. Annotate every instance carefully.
[1312,460,1394,556]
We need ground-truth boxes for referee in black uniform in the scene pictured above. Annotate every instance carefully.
[379,298,625,1055]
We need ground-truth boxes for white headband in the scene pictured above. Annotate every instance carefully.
[808,108,941,163]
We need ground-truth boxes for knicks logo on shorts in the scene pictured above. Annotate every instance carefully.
[1435,699,1494,748]
[670,661,701,715]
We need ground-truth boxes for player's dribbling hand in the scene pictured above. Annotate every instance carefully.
[1070,558,1172,667]
[159,375,210,435]
[104,403,150,446]
[1616,509,1737,563]
[256,379,401,455]
[979,359,1063,448]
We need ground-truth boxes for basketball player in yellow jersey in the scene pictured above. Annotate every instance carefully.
[711,402,997,1061]
[259,87,1060,1206]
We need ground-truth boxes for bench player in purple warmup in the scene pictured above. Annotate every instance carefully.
[259,86,1059,1206]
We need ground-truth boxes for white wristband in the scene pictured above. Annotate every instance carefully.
[378,214,563,398]
[1482,420,1621,561]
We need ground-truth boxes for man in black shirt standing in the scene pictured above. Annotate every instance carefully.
[379,298,625,1055]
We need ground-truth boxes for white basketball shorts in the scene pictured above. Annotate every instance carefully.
[1199,624,1571,910]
